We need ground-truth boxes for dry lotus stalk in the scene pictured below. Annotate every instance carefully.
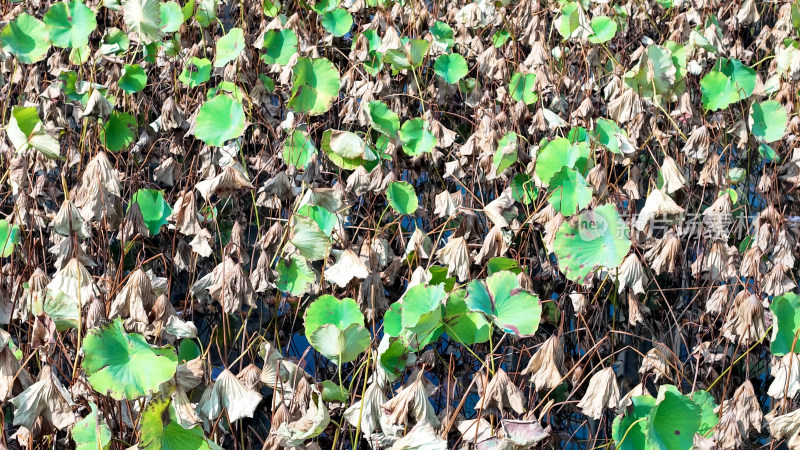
[576,367,620,420]
[522,335,565,391]
[474,368,526,415]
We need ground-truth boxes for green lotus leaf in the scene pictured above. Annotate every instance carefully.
[100,27,130,54]
[129,189,172,236]
[492,132,518,175]
[0,220,20,258]
[535,137,590,185]
[195,0,219,27]
[443,289,490,345]
[492,29,511,47]
[195,95,246,146]
[312,0,336,13]
[428,265,457,292]
[179,57,212,87]
[508,72,538,105]
[363,50,384,75]
[283,131,316,169]
[214,27,245,67]
[259,29,297,65]
[431,20,454,50]
[588,16,617,44]
[289,57,341,115]
[402,284,447,329]
[593,118,627,154]
[123,0,164,43]
[297,204,336,236]
[385,284,446,348]
[139,397,211,450]
[0,13,51,64]
[700,58,755,111]
[72,402,111,450]
[556,1,589,40]
[699,72,737,111]
[770,292,800,356]
[750,100,787,143]
[690,390,719,437]
[7,106,61,159]
[378,336,414,379]
[612,394,655,450]
[321,380,349,402]
[511,173,537,206]
[624,45,676,101]
[434,53,469,84]
[101,111,136,152]
[321,8,352,37]
[305,295,364,336]
[69,44,91,64]
[119,64,147,93]
[159,1,184,33]
[465,271,541,337]
[82,319,178,400]
[553,204,631,283]
[717,58,756,98]
[44,0,97,49]
[645,385,701,450]
[276,255,316,296]
[486,257,521,275]
[386,181,418,215]
[321,130,376,170]
[289,215,330,261]
[399,118,437,156]
[366,100,400,137]
[178,340,201,363]
[263,0,281,16]
[308,323,371,365]
[384,38,429,70]
[547,167,593,217]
